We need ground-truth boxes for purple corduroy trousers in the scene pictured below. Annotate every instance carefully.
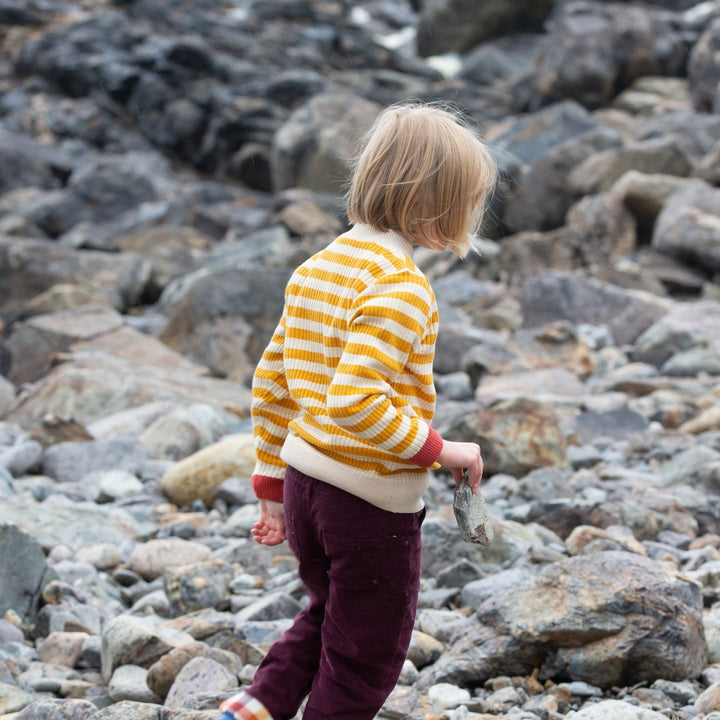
[247,465,425,720]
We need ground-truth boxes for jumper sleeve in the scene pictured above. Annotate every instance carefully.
[327,268,442,466]
[250,311,300,502]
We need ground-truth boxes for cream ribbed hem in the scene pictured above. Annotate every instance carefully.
[280,433,428,514]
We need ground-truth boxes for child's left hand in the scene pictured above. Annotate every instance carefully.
[251,499,287,546]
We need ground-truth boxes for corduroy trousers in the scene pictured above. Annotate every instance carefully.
[247,465,425,720]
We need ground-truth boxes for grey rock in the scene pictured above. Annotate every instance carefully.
[0,438,42,476]
[416,0,554,57]
[42,438,148,484]
[652,182,720,273]
[270,91,379,194]
[164,657,238,709]
[0,523,57,623]
[0,235,151,316]
[164,560,235,615]
[14,698,97,720]
[453,475,493,546]
[520,270,673,346]
[422,551,706,689]
[525,2,690,110]
[688,16,720,112]
[633,300,720,367]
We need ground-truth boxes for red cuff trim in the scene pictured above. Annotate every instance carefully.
[408,427,443,468]
[251,475,284,503]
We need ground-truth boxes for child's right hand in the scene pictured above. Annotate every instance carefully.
[437,440,484,494]
[251,499,287,546]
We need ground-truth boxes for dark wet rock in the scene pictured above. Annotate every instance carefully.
[520,2,693,111]
[416,0,554,57]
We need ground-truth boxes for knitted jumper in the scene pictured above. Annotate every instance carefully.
[250,223,444,513]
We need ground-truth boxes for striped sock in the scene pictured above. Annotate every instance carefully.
[219,690,273,720]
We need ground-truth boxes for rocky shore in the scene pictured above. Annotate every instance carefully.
[1,0,720,718]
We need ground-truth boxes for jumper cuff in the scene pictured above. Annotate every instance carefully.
[251,474,284,503]
[408,427,443,468]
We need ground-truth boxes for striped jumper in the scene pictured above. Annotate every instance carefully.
[250,223,444,513]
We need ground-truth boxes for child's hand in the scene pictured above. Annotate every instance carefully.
[437,440,484,494]
[251,499,287,546]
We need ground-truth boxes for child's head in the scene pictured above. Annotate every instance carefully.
[346,102,497,257]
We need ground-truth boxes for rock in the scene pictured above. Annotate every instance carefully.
[1,0,720,717]
[146,642,243,699]
[107,664,161,703]
[421,551,706,689]
[101,614,195,682]
[633,300,720,367]
[164,560,235,615]
[139,404,239,462]
[5,352,252,430]
[270,91,378,194]
[37,632,87,667]
[129,539,214,581]
[42,437,148,484]
[91,700,163,719]
[565,699,670,719]
[609,171,694,241]
[524,2,689,110]
[158,265,291,378]
[652,181,720,273]
[688,16,720,112]
[0,681,35,714]
[159,434,256,508]
[0,523,57,623]
[446,398,569,477]
[13,698,97,719]
[567,137,692,196]
[520,270,673,346]
[416,0,554,57]
[502,125,622,234]
[0,235,151,315]
[164,656,238,709]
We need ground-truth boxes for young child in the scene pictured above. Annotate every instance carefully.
[215,102,497,720]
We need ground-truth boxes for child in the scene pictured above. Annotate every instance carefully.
[215,102,497,720]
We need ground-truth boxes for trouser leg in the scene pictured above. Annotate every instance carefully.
[248,467,424,720]
[301,479,425,720]
[247,467,329,720]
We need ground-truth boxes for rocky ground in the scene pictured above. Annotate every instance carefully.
[1,0,720,718]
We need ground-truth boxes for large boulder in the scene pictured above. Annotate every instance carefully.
[0,523,57,623]
[419,551,707,689]
[158,264,292,378]
[0,235,151,315]
[160,434,256,508]
[520,270,673,346]
[688,16,720,112]
[523,2,690,110]
[270,91,379,194]
[444,397,569,477]
[652,181,720,273]
[633,299,720,367]
[5,350,251,430]
[416,0,554,57]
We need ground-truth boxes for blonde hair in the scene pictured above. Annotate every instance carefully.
[346,102,497,257]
